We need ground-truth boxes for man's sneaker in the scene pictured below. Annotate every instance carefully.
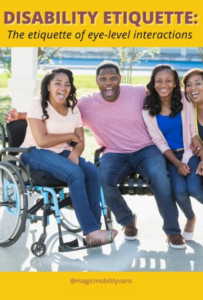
[167,234,186,249]
[123,215,138,240]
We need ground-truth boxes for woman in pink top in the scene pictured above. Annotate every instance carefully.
[21,68,117,246]
[183,69,203,143]
[142,64,203,241]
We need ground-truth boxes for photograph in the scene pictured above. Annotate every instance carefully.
[1,47,203,272]
[1,0,203,297]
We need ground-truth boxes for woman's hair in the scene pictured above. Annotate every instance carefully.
[40,68,77,120]
[182,68,203,101]
[143,64,182,117]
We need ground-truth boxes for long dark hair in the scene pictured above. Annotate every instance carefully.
[40,68,77,120]
[143,64,183,117]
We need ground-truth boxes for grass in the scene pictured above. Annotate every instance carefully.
[0,73,10,88]
[0,73,150,161]
[0,95,12,124]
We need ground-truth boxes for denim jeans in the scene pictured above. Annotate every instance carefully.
[166,150,203,220]
[21,147,101,235]
[99,145,180,235]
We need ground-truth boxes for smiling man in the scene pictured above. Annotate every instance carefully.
[4,61,185,249]
[77,61,185,249]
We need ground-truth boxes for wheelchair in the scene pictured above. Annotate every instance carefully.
[0,120,109,257]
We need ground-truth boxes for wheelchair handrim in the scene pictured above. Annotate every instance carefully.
[0,165,21,243]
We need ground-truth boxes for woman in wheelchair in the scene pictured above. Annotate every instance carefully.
[19,68,117,246]
[142,64,203,242]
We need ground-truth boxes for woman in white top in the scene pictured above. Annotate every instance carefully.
[21,68,117,246]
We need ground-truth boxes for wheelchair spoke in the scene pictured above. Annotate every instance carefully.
[0,162,28,246]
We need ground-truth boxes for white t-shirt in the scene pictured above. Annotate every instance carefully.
[20,97,83,153]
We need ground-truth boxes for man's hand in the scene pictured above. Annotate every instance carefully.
[4,108,18,124]
[176,161,190,176]
[68,151,79,165]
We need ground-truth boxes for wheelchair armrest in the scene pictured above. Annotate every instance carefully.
[0,147,30,160]
[94,146,106,166]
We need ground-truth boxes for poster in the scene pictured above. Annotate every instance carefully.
[0,0,203,298]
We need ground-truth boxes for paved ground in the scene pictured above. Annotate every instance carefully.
[1,193,203,272]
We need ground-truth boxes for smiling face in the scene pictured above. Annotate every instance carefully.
[154,69,176,101]
[185,74,203,105]
[47,72,71,106]
[96,67,121,102]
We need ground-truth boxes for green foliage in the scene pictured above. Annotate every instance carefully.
[198,48,203,62]
[113,47,160,84]
[0,73,9,88]
[38,47,61,65]
[0,95,11,124]
[0,48,11,77]
[0,47,61,77]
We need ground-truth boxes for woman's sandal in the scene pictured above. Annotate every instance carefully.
[84,230,116,248]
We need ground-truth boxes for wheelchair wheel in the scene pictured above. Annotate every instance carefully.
[31,242,46,257]
[0,162,28,247]
[60,199,82,233]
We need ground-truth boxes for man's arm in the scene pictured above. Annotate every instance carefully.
[4,108,27,124]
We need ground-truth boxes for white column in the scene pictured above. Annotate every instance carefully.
[8,48,41,111]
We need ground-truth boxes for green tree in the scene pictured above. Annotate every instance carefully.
[37,47,61,64]
[0,48,11,75]
[0,47,61,77]
[113,47,160,83]
[198,48,203,63]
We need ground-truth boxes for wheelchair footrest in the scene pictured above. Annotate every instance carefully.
[58,238,79,252]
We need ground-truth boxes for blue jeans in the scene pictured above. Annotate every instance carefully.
[99,145,180,235]
[166,151,203,220]
[21,147,101,235]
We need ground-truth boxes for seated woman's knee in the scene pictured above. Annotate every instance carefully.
[69,167,85,183]
[86,163,101,182]
[187,186,203,201]
[173,190,188,203]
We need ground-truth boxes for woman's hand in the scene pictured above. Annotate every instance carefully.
[4,108,19,124]
[191,144,201,157]
[71,134,81,144]
[196,161,203,176]
[68,151,79,165]
[176,161,190,176]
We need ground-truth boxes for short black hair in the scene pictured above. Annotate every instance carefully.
[96,60,120,76]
